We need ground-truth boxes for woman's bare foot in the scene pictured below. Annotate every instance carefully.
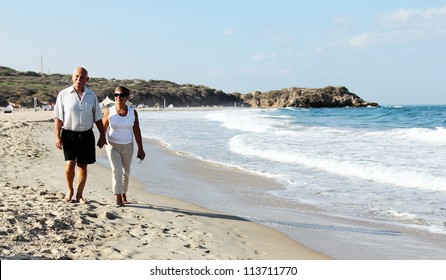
[121,193,129,204]
[116,194,125,207]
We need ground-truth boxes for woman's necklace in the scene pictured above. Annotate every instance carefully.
[116,106,127,116]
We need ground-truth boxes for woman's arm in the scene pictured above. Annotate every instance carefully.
[133,110,146,160]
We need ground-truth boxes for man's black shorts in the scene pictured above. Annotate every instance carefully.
[62,129,96,164]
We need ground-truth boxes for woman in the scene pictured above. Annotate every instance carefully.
[102,86,145,206]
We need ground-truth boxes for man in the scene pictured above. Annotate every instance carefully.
[53,67,106,204]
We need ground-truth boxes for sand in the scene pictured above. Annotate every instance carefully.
[0,109,329,260]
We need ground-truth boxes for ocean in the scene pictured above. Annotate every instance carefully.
[118,105,446,259]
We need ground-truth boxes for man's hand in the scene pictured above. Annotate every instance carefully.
[97,135,106,148]
[55,137,63,150]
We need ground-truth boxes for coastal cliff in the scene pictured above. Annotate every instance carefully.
[242,86,378,108]
[0,66,378,108]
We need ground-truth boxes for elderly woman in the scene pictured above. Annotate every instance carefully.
[102,86,145,207]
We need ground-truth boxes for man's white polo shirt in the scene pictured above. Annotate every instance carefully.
[53,86,102,132]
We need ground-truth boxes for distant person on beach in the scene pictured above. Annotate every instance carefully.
[53,67,106,204]
[102,86,145,207]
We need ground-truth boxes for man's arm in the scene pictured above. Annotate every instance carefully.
[54,118,63,150]
[95,119,106,148]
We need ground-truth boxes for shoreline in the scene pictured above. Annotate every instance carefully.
[121,134,446,260]
[0,110,329,260]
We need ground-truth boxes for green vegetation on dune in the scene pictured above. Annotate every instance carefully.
[0,66,241,108]
[0,66,378,109]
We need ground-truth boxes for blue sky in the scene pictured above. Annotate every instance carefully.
[1,0,445,105]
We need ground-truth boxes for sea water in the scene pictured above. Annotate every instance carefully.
[131,105,446,259]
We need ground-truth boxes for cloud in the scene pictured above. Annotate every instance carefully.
[251,52,278,61]
[387,6,446,22]
[275,68,293,75]
[348,6,446,48]
[223,28,235,36]
[252,52,267,61]
[348,33,372,48]
[333,15,353,25]
[348,31,397,49]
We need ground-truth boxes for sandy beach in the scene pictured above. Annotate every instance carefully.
[0,109,329,260]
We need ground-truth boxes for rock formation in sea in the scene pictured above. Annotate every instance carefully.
[241,86,379,108]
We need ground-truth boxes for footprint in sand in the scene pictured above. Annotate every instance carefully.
[103,211,120,220]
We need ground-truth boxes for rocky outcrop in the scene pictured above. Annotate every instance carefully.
[241,86,378,108]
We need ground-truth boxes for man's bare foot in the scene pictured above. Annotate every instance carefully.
[77,197,89,204]
[64,190,73,202]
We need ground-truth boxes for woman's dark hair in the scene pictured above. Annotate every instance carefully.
[114,85,130,96]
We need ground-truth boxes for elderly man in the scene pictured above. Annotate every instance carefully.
[53,67,106,204]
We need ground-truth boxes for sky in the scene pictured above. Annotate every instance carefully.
[1,0,446,105]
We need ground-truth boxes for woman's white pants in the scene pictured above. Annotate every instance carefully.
[106,142,134,195]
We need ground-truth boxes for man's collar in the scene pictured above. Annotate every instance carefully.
[69,85,91,94]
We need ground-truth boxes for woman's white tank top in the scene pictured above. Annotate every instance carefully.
[107,106,135,144]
